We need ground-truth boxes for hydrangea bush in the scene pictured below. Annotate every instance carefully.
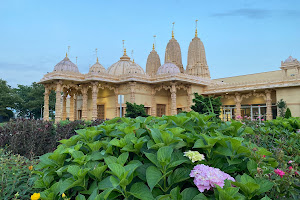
[33,112,280,199]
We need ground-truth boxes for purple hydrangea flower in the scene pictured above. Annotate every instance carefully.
[190,164,235,192]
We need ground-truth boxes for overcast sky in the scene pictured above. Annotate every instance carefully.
[0,0,299,87]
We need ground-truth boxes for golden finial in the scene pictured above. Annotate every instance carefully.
[195,20,198,37]
[66,52,68,57]
[172,22,175,38]
[97,57,99,63]
[76,56,78,65]
[95,48,98,62]
[153,35,156,50]
[133,59,135,63]
[131,50,134,60]
[122,40,127,55]
[68,45,70,54]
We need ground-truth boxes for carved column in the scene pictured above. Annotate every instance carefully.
[69,92,75,121]
[170,83,177,115]
[115,88,119,117]
[55,82,62,123]
[151,88,156,116]
[74,94,77,120]
[92,82,98,120]
[62,92,67,120]
[265,90,272,120]
[186,85,192,112]
[81,86,88,120]
[43,86,50,121]
[129,82,136,103]
[234,92,242,119]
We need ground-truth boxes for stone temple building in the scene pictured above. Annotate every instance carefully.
[39,26,300,123]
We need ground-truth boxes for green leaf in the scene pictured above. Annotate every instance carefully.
[247,159,257,176]
[67,165,81,177]
[130,182,154,200]
[76,194,86,200]
[107,163,125,179]
[256,179,274,196]
[146,166,163,191]
[145,152,161,168]
[89,165,107,181]
[168,167,190,186]
[117,152,129,166]
[261,195,272,200]
[181,187,201,200]
[157,146,173,166]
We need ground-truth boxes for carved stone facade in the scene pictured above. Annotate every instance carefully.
[39,29,300,121]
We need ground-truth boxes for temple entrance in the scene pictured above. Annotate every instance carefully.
[97,105,105,119]
[156,104,166,117]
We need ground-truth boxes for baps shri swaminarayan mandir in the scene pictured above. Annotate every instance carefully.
[39,25,300,123]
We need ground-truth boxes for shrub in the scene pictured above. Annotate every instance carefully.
[285,108,292,118]
[0,119,56,158]
[125,102,149,118]
[0,119,105,159]
[0,148,38,199]
[34,112,277,199]
[277,99,287,117]
[191,93,222,117]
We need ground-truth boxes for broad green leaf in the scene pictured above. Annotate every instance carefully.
[117,152,129,166]
[89,165,107,180]
[130,182,154,200]
[157,146,173,166]
[247,159,257,176]
[144,152,161,167]
[76,194,86,200]
[181,187,200,200]
[107,163,125,179]
[256,179,274,196]
[149,128,163,144]
[67,165,80,177]
[168,167,190,186]
[146,166,163,191]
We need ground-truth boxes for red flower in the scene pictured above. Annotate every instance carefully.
[263,155,266,158]
[288,166,293,170]
[274,168,285,178]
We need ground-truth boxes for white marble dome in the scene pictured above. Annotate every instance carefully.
[125,61,145,75]
[89,59,107,74]
[157,62,180,75]
[53,55,79,73]
[284,56,296,63]
[108,52,145,75]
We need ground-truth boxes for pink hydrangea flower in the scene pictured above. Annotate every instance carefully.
[274,169,285,178]
[288,166,293,170]
[288,160,294,164]
[190,164,235,192]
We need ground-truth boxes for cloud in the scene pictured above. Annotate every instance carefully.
[212,9,270,19]
[212,9,300,19]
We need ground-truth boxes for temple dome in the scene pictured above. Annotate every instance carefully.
[157,62,180,75]
[88,58,107,74]
[165,37,184,73]
[53,55,79,73]
[284,56,297,63]
[107,51,145,75]
[186,35,210,78]
[125,61,145,75]
[146,46,161,75]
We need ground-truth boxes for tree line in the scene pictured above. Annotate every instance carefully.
[0,79,55,121]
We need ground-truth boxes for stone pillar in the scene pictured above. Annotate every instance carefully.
[62,93,67,120]
[115,88,119,117]
[92,83,98,120]
[186,85,192,112]
[69,92,75,121]
[151,88,156,116]
[74,94,77,120]
[129,82,136,103]
[234,92,242,119]
[170,83,177,115]
[265,90,272,120]
[43,87,50,121]
[81,86,88,120]
[55,82,62,123]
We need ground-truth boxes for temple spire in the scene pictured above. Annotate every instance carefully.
[195,20,198,37]
[95,48,99,62]
[172,22,175,38]
[153,35,156,50]
[122,40,127,56]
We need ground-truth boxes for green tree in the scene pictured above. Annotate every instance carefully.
[277,99,287,117]
[15,82,55,119]
[191,93,222,117]
[284,107,292,118]
[125,102,149,118]
[0,79,16,121]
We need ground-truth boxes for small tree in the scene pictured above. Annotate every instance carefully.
[277,99,287,117]
[191,93,222,117]
[284,107,292,118]
[125,102,148,118]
